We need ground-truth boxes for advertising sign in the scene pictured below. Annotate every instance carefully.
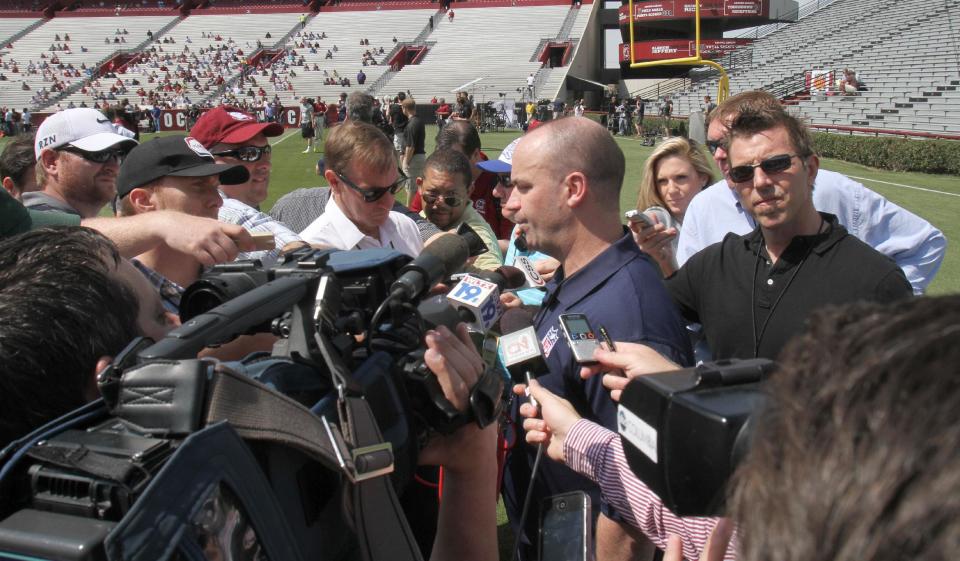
[619,0,765,23]
[620,38,752,62]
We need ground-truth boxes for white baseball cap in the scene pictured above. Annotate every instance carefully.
[34,108,138,160]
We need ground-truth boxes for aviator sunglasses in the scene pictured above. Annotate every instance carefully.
[728,154,802,183]
[422,193,464,207]
[336,169,408,202]
[211,144,272,162]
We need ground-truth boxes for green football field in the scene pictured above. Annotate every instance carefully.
[5,126,957,293]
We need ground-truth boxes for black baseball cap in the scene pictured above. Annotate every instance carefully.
[116,135,250,199]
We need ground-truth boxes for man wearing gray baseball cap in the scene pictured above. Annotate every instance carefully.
[25,108,138,218]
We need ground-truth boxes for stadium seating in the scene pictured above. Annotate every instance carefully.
[385,5,574,103]
[267,9,435,105]
[59,12,300,108]
[0,18,40,45]
[0,15,179,110]
[3,1,591,114]
[670,0,960,133]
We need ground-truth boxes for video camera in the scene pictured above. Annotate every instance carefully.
[0,236,505,561]
[617,358,777,517]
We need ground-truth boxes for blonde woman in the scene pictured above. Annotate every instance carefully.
[631,137,714,274]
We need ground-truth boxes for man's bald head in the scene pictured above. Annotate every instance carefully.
[521,117,625,208]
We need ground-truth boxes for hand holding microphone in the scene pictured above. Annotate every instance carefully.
[515,380,580,465]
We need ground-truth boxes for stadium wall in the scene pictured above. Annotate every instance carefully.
[564,0,604,104]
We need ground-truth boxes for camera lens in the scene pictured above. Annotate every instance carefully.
[558,500,567,510]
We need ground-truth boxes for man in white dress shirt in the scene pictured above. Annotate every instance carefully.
[300,121,423,256]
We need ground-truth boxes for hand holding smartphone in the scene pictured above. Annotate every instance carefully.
[625,209,655,228]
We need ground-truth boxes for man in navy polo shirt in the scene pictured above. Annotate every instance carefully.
[499,117,693,561]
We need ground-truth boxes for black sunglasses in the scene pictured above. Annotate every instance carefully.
[729,154,801,183]
[496,174,511,186]
[211,144,271,162]
[422,192,464,207]
[705,139,725,155]
[59,145,127,164]
[336,169,407,202]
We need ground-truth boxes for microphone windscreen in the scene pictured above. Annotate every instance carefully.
[423,233,470,278]
[495,266,526,289]
[456,222,488,257]
[499,306,537,335]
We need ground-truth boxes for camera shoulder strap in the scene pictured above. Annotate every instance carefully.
[341,394,423,561]
[206,363,422,561]
[205,363,344,471]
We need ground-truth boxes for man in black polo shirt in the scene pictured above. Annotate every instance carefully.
[500,116,692,561]
[667,107,911,360]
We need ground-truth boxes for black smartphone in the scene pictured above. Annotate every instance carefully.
[539,491,592,561]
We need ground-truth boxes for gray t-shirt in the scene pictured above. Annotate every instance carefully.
[22,191,81,216]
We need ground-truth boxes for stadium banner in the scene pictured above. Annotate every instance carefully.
[618,0,766,23]
[253,107,301,128]
[619,38,752,62]
[157,108,302,131]
[158,110,188,131]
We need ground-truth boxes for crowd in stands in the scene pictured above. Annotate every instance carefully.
[0,0,43,12]
[64,0,180,12]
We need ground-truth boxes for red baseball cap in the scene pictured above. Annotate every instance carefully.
[190,105,284,148]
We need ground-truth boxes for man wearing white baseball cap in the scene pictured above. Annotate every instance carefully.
[483,137,557,307]
[24,108,137,218]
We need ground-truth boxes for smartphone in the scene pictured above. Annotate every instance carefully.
[539,491,592,561]
[625,209,655,228]
[558,313,601,364]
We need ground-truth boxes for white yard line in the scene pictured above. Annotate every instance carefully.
[845,175,960,198]
[270,128,300,146]
[616,134,960,198]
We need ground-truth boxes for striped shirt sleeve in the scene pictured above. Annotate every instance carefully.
[563,418,738,561]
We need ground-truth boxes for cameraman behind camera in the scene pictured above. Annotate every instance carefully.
[0,227,176,448]
[0,227,499,561]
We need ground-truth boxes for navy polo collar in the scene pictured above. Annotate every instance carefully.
[541,228,641,310]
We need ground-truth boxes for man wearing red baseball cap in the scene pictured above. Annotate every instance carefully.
[190,105,305,266]
[190,105,283,209]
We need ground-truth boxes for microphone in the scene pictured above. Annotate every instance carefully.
[455,222,488,257]
[498,308,548,387]
[511,256,546,288]
[390,233,469,301]
[463,265,526,290]
[514,231,529,252]
[446,274,502,333]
